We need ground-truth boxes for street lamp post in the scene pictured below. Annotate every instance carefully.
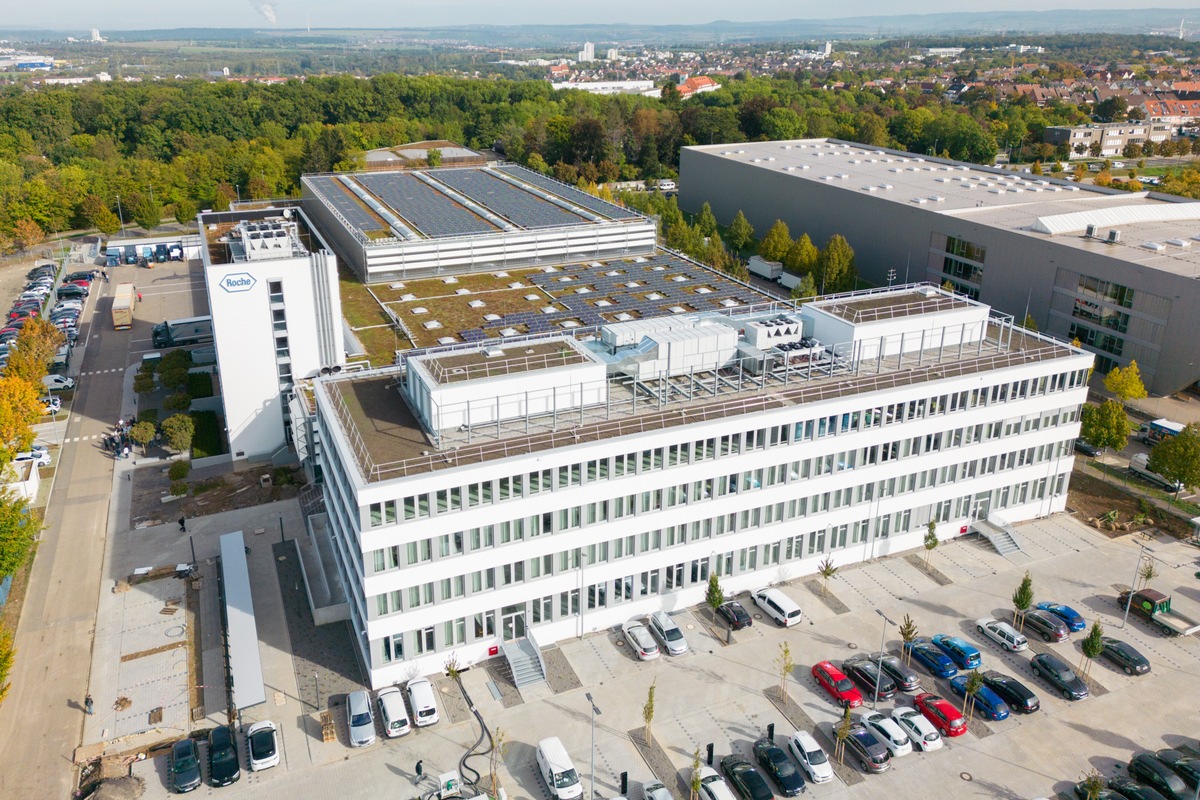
[586,692,602,799]
[115,194,126,238]
[873,609,897,709]
[1120,544,1153,629]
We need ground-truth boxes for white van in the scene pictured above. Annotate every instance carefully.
[536,737,583,800]
[753,587,803,627]
[41,374,76,391]
[406,676,439,727]
[376,686,411,737]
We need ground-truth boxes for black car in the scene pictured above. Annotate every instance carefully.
[720,755,774,800]
[752,738,805,797]
[207,724,241,787]
[64,271,94,283]
[56,285,87,300]
[869,652,921,692]
[1030,653,1088,700]
[980,670,1040,713]
[1075,439,1102,457]
[717,601,752,630]
[26,266,55,280]
[843,724,890,774]
[169,737,203,793]
[1100,637,1150,675]
[1108,775,1172,800]
[843,657,897,700]
[1156,750,1200,790]
[1073,781,1123,800]
[1129,754,1190,800]
[1022,609,1070,643]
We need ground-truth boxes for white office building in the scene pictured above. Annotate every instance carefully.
[311,285,1091,686]
[200,207,345,461]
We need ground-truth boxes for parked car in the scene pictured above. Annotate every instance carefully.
[811,660,863,708]
[1035,602,1086,632]
[975,617,1028,652]
[1155,749,1200,790]
[13,450,50,468]
[647,611,688,656]
[696,766,738,800]
[42,374,75,391]
[843,657,897,701]
[1128,753,1190,800]
[931,634,982,669]
[1022,609,1071,643]
[246,720,280,771]
[860,711,912,757]
[622,619,660,661]
[1100,637,1151,675]
[869,651,921,692]
[346,689,376,747]
[643,782,673,800]
[40,396,61,414]
[914,692,967,737]
[1074,439,1102,457]
[169,737,203,793]
[980,670,1040,714]
[1073,780,1123,800]
[1107,775,1172,800]
[720,754,774,800]
[56,285,87,300]
[843,724,891,774]
[787,730,833,784]
[717,600,752,630]
[751,738,805,797]
[1030,653,1088,700]
[890,707,942,751]
[948,675,1010,721]
[904,638,958,678]
[377,685,411,737]
[752,587,803,627]
[207,724,241,786]
[64,271,94,283]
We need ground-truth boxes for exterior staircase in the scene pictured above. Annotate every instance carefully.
[973,517,1022,555]
[501,638,546,688]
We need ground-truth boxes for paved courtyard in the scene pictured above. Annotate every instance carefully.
[121,514,1200,800]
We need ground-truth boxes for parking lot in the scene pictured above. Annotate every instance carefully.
[124,514,1200,800]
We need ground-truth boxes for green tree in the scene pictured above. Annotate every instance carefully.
[690,749,703,800]
[818,234,856,293]
[489,727,509,799]
[0,623,12,705]
[758,220,792,262]
[962,669,984,723]
[0,376,42,462]
[163,392,192,413]
[1079,400,1132,457]
[129,420,157,455]
[696,202,718,237]
[11,220,43,254]
[426,148,443,167]
[726,210,755,252]
[818,556,838,596]
[0,493,33,579]
[1080,770,1106,800]
[132,193,162,232]
[705,572,724,612]
[174,198,198,228]
[1012,571,1034,632]
[1104,360,1148,403]
[642,679,656,742]
[923,520,938,566]
[133,372,157,395]
[1020,313,1038,331]
[1138,559,1159,590]
[791,273,817,302]
[776,641,795,699]
[1030,160,1043,176]
[4,319,63,387]
[1148,423,1200,498]
[81,195,121,235]
[783,233,819,276]
[1080,621,1104,677]
[898,614,919,665]
[161,414,195,454]
[833,705,853,763]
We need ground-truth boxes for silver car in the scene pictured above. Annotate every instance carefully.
[621,620,660,661]
[647,611,688,656]
[346,689,376,747]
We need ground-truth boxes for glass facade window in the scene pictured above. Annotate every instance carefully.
[1077,275,1134,308]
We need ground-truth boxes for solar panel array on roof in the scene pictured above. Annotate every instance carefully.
[432,169,588,230]
[357,173,497,238]
[496,165,641,220]
[308,176,387,237]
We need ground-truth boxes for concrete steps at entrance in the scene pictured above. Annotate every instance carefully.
[973,518,1022,555]
[501,638,545,688]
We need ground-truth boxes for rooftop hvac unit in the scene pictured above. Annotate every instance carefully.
[1107,229,1121,244]
[1085,224,1096,238]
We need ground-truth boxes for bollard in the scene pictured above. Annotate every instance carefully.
[767,723,775,741]
[620,772,628,796]
[706,743,714,766]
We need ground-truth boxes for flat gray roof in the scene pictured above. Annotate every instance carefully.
[688,139,1200,278]
[219,530,265,710]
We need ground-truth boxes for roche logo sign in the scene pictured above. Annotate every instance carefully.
[219,272,257,293]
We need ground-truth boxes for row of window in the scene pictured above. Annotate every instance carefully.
[367,439,1075,619]
[1068,322,1124,357]
[1071,298,1129,334]
[366,369,1089,528]
[1077,275,1134,309]
[374,472,1068,663]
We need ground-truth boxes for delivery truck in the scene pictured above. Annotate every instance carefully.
[1137,418,1185,445]
[151,315,213,348]
[111,282,135,330]
[1118,589,1200,636]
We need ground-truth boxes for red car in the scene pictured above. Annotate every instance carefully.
[812,661,863,708]
[914,693,967,737]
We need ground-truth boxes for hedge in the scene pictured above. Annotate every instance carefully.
[189,410,223,459]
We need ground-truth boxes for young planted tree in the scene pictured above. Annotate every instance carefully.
[696,202,718,237]
[161,414,195,454]
[690,749,703,800]
[783,233,819,276]
[1080,621,1105,678]
[818,556,838,596]
[758,220,792,262]
[1138,560,1158,591]
[1148,423,1200,500]
[790,273,817,302]
[898,614,919,665]
[1020,313,1038,331]
[818,234,856,293]
[962,669,984,723]
[1103,361,1148,404]
[642,680,657,743]
[1012,571,1034,632]
[833,705,853,763]
[129,421,157,455]
[923,521,938,566]
[776,642,795,700]
[726,210,755,252]
[1080,769,1106,800]
[705,573,724,612]
[489,727,509,799]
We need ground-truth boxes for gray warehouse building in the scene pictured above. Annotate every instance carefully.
[680,138,1200,395]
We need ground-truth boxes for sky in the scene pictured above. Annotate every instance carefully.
[7,0,1200,31]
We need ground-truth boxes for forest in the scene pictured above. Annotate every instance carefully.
[0,69,1101,252]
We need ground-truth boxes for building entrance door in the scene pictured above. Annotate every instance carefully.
[972,491,992,521]
[501,604,526,641]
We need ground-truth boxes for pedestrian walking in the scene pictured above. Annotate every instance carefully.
[84,694,94,715]
[122,445,130,460]
[413,760,423,785]
[137,292,142,303]
[179,516,186,533]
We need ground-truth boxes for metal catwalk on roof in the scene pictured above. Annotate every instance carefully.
[218,530,266,711]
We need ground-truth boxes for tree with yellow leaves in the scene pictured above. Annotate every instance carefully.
[0,376,42,462]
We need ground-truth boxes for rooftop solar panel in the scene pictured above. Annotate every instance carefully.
[496,165,642,220]
[357,173,497,238]
[432,169,588,230]
[308,176,387,237]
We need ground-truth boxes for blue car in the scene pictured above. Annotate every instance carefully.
[904,637,958,678]
[931,635,982,669]
[1035,602,1085,632]
[948,676,1010,721]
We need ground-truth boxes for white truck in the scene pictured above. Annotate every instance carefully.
[1129,453,1183,492]
[748,255,783,281]
[1137,418,1185,445]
